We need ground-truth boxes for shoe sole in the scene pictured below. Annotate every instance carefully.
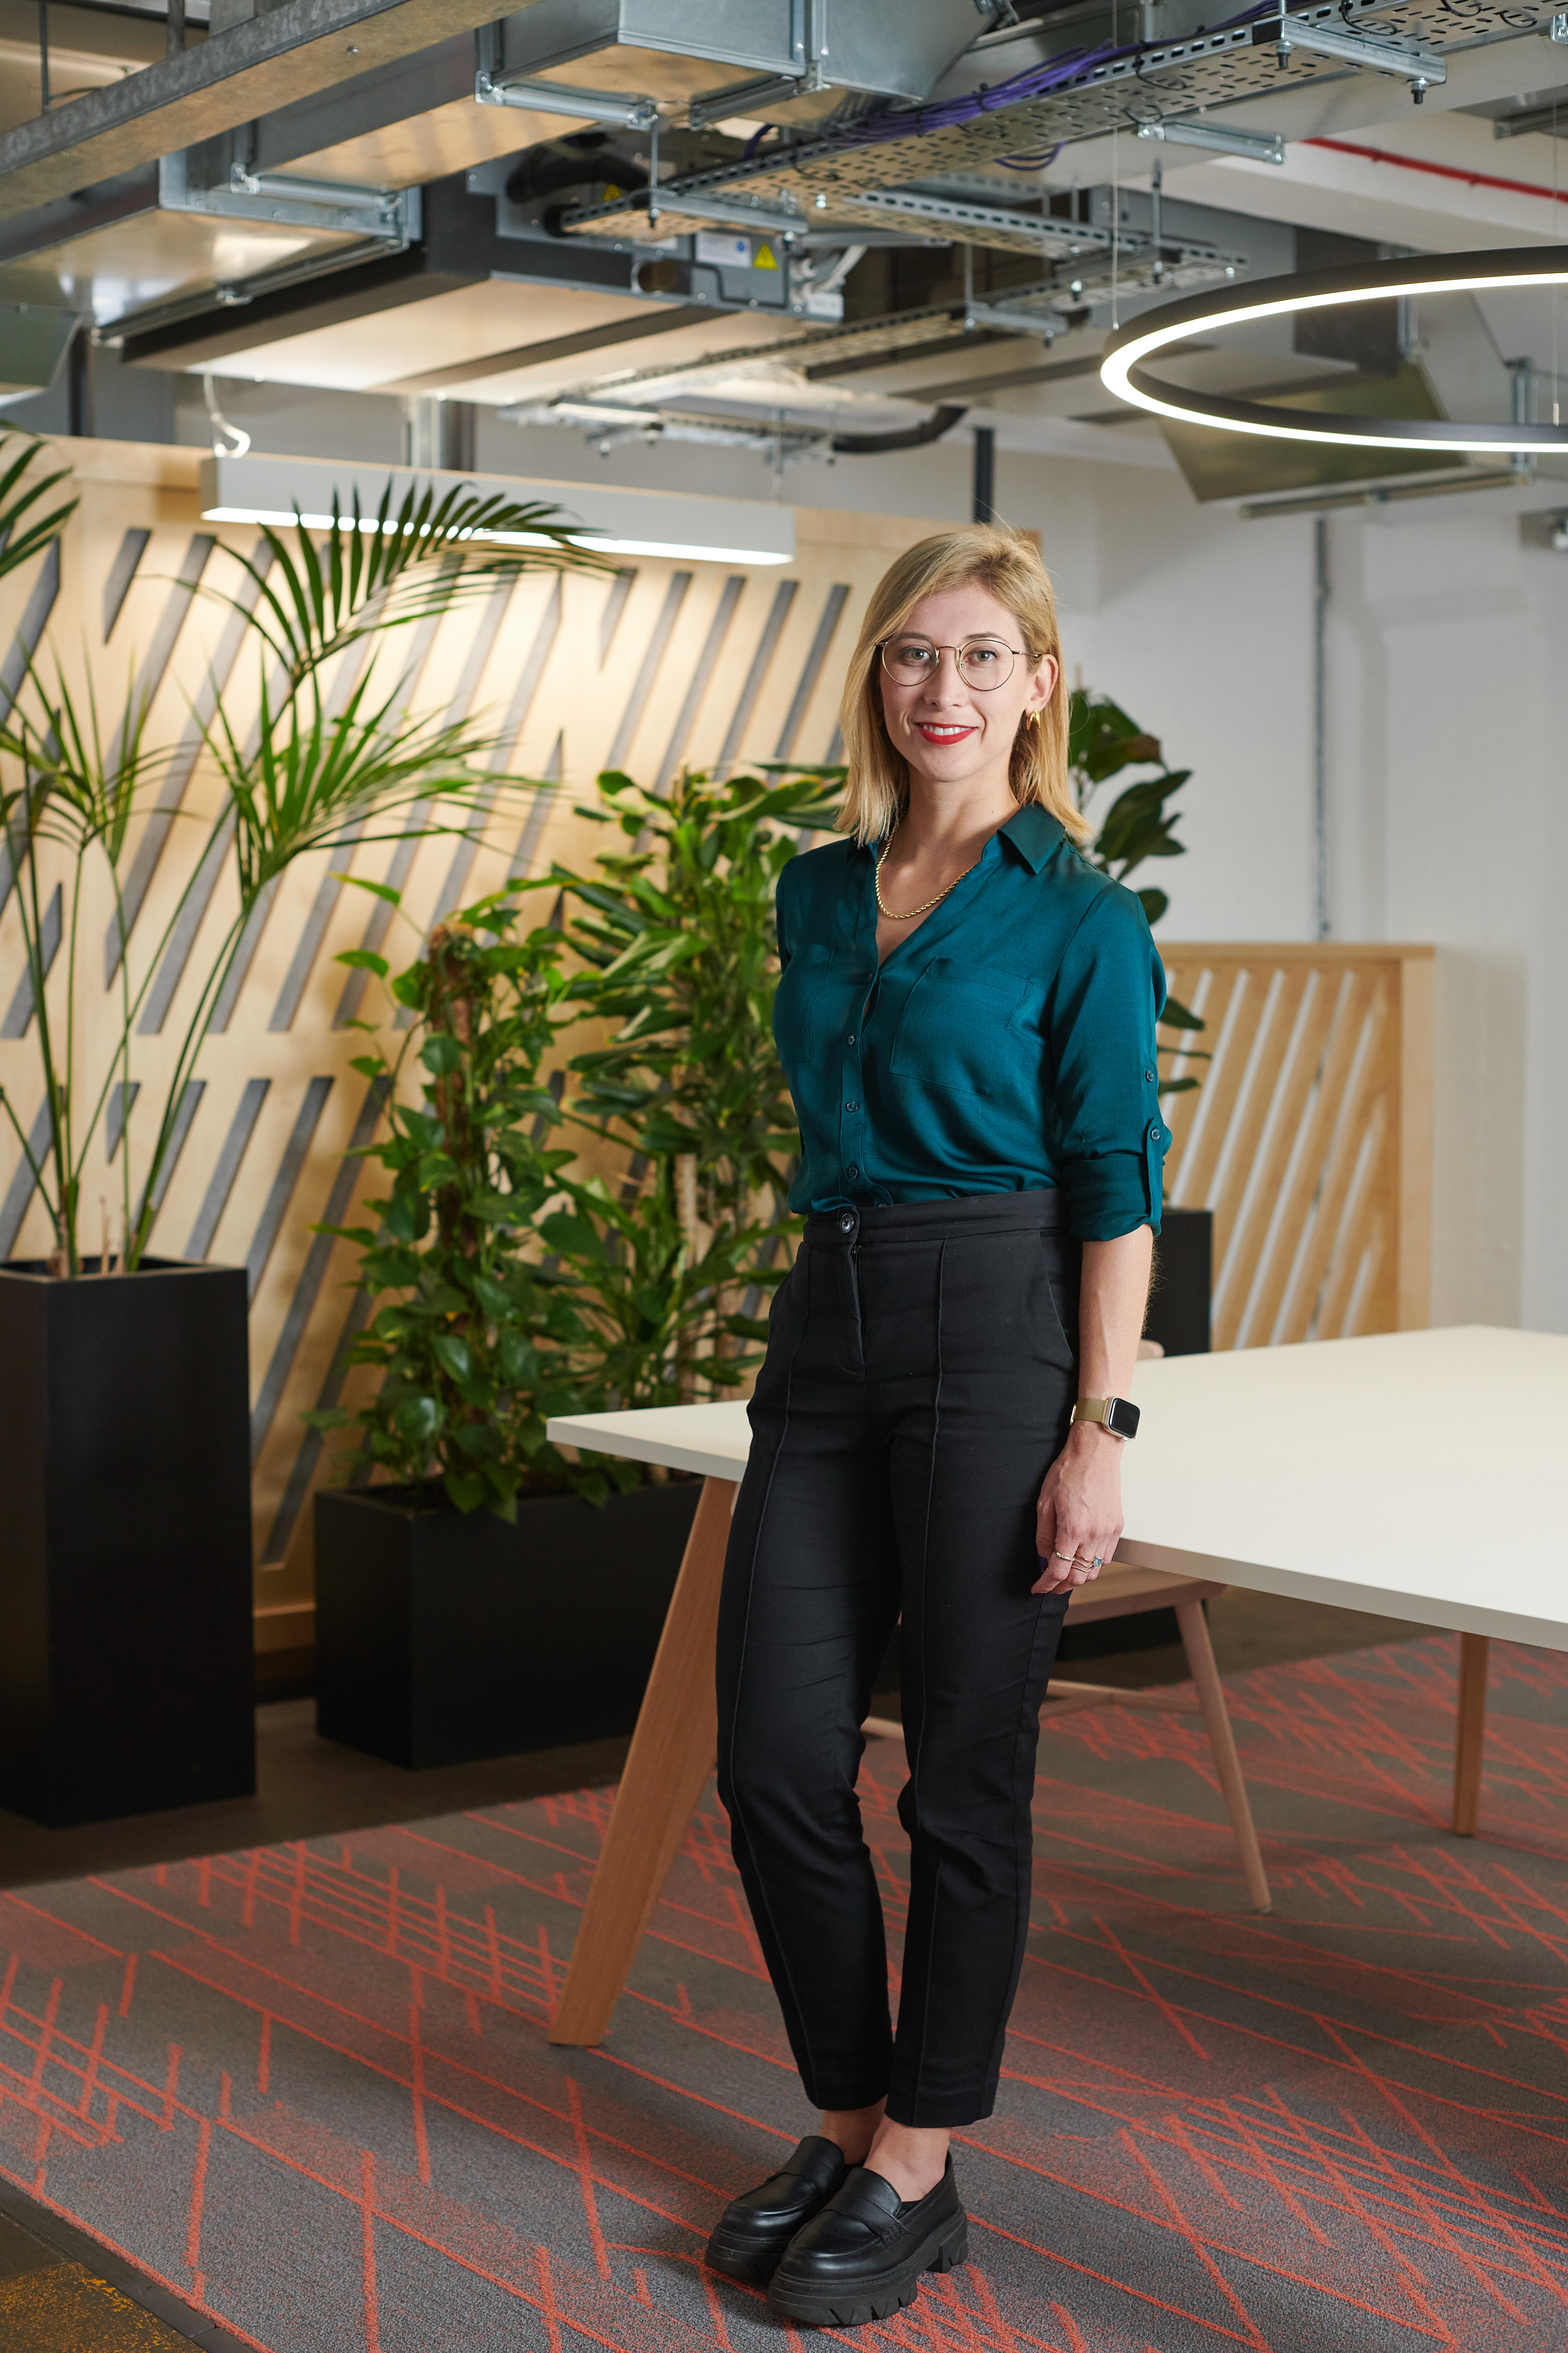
[767,2215,968,2327]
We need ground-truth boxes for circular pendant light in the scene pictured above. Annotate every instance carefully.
[1100,245,1568,452]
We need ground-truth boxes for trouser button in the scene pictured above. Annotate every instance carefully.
[837,1211,856,1235]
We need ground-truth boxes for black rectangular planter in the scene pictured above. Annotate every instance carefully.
[0,1260,256,1828]
[1144,1205,1213,1358]
[314,1478,703,1770]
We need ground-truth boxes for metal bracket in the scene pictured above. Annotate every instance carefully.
[685,64,828,130]
[1138,117,1285,164]
[1255,9,1445,99]
[963,297,1061,339]
[474,70,660,130]
[160,150,416,243]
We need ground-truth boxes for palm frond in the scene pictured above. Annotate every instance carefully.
[0,432,78,586]
[204,671,535,901]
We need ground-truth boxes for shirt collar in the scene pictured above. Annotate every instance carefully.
[998,803,1066,872]
[861,801,1066,871]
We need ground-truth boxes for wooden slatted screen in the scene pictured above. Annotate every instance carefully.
[1157,945,1433,1350]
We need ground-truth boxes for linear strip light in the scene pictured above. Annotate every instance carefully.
[1100,246,1568,452]
[197,456,795,565]
[1251,11,1445,100]
[1137,118,1285,165]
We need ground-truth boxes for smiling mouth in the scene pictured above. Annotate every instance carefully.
[914,723,976,741]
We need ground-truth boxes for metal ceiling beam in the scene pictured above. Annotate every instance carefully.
[0,0,549,221]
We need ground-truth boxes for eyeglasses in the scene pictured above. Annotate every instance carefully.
[878,635,1023,690]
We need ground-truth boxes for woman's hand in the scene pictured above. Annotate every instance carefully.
[1033,1423,1125,1595]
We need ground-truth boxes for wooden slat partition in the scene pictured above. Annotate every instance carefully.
[1157,945,1433,1348]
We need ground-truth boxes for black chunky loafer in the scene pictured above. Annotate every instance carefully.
[767,2156,967,2327]
[704,2135,849,2286]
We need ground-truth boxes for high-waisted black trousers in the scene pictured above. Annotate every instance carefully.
[715,1189,1079,2130]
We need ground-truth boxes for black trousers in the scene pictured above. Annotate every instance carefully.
[715,1189,1079,2130]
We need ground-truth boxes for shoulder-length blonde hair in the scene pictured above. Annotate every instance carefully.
[836,524,1088,848]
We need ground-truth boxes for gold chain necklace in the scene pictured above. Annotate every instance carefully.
[874,842,979,923]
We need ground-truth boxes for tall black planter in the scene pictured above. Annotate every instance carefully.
[314,1478,703,1770]
[1144,1206,1213,1357]
[0,1260,255,1827]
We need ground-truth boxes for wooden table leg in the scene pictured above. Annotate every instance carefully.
[1175,1599,1272,1915]
[1451,1631,1489,1837]
[549,1473,737,2047]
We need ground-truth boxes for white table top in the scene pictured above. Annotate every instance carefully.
[549,1325,1568,1652]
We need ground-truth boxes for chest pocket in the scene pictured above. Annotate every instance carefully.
[773,943,835,1063]
[888,959,1035,1096]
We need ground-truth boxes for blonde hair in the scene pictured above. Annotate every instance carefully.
[836,524,1088,848]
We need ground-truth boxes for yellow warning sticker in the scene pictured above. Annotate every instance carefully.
[754,242,778,270]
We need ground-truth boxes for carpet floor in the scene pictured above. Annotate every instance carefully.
[0,1633,1565,2353]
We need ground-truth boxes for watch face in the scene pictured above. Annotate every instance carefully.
[1106,1396,1141,1439]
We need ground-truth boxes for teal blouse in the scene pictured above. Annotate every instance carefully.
[773,803,1170,1240]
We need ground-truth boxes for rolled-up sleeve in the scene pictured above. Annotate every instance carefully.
[1046,883,1169,1241]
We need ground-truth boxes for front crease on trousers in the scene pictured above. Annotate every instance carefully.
[714,1189,1078,2130]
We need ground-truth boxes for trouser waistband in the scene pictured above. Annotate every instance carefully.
[803,1187,1064,1248]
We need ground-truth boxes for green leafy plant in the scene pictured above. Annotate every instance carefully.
[307,891,610,1514]
[1069,687,1206,1094]
[542,762,843,1398]
[309,764,844,1510]
[0,447,603,1274]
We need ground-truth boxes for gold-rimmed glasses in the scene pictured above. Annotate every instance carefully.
[878,635,1022,690]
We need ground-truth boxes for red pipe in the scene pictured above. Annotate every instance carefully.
[1303,135,1568,208]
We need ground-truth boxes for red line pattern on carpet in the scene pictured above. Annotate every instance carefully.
[0,1633,1565,2350]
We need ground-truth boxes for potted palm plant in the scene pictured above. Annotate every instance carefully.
[0,431,596,1824]
[308,763,841,1769]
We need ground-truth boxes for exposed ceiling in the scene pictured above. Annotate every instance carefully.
[2,0,1567,509]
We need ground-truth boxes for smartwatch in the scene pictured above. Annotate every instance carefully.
[1071,1395,1140,1441]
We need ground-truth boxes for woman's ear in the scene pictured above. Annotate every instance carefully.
[1033,652,1061,709]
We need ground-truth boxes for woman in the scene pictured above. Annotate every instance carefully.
[707,524,1168,2329]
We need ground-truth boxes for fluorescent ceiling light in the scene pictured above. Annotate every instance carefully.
[1100,247,1568,453]
[198,455,794,565]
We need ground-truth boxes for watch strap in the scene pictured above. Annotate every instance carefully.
[1072,1395,1140,1439]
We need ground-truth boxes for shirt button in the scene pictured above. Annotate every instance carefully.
[1144,1068,1155,1082]
[845,1100,859,1112]
[847,1033,856,1045]
[1149,1122,1162,1140]
[846,1164,860,1179]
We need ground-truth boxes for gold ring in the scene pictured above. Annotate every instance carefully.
[1051,1550,1075,1565]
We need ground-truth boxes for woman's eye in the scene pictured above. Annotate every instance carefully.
[968,646,999,666]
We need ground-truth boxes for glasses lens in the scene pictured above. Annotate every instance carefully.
[882,637,938,683]
[957,639,1015,688]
